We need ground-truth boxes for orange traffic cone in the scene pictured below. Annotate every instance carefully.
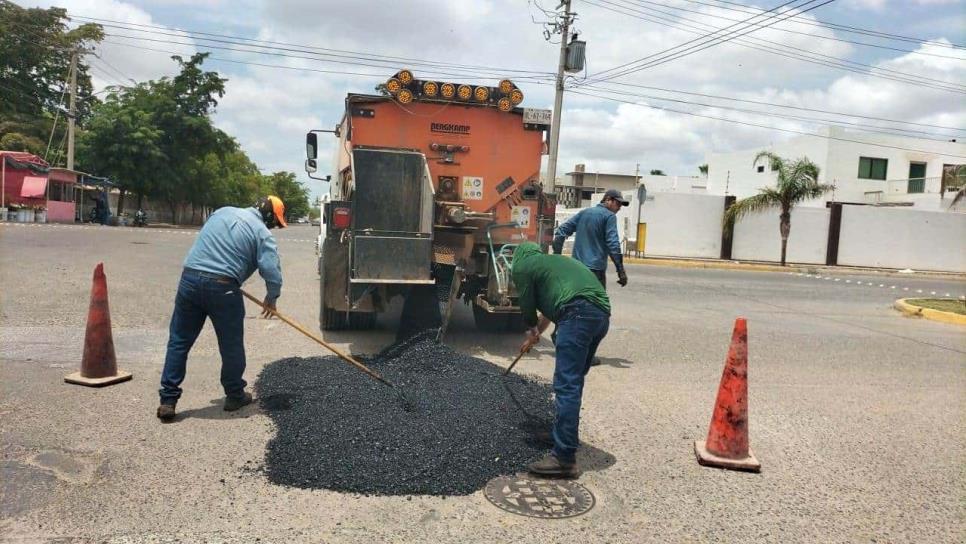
[65,263,132,387]
[694,317,760,472]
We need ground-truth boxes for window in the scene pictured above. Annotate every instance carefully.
[756,165,765,173]
[908,162,926,193]
[858,157,888,180]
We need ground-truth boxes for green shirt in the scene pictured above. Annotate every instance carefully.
[511,242,611,327]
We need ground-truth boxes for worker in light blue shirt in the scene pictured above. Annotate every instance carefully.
[552,189,629,288]
[157,196,287,422]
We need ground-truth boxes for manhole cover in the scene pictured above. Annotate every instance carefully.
[484,474,595,518]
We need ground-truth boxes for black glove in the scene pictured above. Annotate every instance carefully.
[551,237,564,255]
[613,254,628,287]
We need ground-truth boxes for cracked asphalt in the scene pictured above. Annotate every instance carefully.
[1,222,964,543]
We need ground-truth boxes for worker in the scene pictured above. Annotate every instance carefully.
[512,242,610,478]
[156,196,287,422]
[552,188,629,289]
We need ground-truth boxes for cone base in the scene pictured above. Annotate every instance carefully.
[64,370,132,387]
[694,440,761,473]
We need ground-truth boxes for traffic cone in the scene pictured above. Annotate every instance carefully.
[65,263,132,387]
[694,317,760,472]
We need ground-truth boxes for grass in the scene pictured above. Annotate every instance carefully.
[906,299,966,315]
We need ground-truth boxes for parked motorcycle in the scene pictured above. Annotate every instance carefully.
[133,209,148,227]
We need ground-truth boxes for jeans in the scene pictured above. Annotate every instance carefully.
[551,298,610,463]
[159,269,247,404]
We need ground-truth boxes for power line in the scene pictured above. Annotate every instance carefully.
[620,0,966,60]
[678,0,964,49]
[568,88,966,158]
[581,0,966,93]
[577,82,958,141]
[588,0,829,81]
[100,31,555,84]
[580,80,965,132]
[69,14,554,77]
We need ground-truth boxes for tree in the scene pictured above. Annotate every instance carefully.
[264,171,311,220]
[78,86,165,214]
[649,169,665,176]
[698,163,708,175]
[0,3,102,157]
[724,151,835,266]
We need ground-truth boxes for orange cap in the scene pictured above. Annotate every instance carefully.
[267,195,287,228]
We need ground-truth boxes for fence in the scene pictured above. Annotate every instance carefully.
[609,191,965,273]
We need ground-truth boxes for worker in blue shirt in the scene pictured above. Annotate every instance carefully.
[157,196,286,422]
[552,188,629,288]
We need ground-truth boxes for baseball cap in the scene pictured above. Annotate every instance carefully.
[603,189,630,206]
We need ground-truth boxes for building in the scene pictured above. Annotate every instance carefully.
[1,151,79,223]
[555,163,706,208]
[706,126,966,211]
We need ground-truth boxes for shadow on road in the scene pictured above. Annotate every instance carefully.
[173,399,258,421]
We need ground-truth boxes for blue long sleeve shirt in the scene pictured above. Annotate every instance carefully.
[183,207,283,302]
[552,203,622,272]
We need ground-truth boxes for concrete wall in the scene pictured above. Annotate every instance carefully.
[732,207,830,265]
[837,206,966,272]
[637,192,726,259]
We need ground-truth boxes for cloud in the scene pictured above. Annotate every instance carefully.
[19,0,966,195]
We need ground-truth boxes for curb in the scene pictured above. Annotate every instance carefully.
[623,256,966,279]
[893,298,966,326]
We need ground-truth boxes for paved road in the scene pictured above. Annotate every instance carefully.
[1,222,963,543]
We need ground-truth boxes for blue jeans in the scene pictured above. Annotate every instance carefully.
[159,269,247,404]
[552,298,610,463]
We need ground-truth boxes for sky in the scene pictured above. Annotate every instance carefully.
[20,0,966,200]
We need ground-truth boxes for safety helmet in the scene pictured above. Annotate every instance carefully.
[255,195,287,228]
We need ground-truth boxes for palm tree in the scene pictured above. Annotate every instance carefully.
[724,151,835,266]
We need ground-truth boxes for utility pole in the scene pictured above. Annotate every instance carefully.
[66,48,78,171]
[545,0,573,193]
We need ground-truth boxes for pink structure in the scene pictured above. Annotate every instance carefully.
[1,152,77,223]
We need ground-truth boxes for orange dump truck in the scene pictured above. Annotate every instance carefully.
[305,70,556,332]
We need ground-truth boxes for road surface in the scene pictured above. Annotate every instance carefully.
[1,222,963,543]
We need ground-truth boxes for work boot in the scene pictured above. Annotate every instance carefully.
[224,391,253,412]
[528,453,578,478]
[156,403,176,423]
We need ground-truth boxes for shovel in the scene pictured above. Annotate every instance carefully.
[502,338,536,376]
[240,289,395,388]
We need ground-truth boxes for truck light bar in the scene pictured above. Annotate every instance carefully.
[384,69,524,111]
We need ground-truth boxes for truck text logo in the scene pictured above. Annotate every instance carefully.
[431,122,470,135]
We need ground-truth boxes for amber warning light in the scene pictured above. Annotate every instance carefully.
[385,69,524,111]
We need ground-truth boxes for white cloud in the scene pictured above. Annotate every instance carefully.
[19,0,966,193]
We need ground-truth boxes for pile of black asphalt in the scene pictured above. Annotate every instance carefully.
[255,331,555,496]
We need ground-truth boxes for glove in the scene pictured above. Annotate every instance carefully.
[551,237,563,255]
[613,254,628,287]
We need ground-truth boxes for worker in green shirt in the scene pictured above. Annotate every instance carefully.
[511,242,611,478]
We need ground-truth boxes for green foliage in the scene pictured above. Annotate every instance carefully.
[698,163,708,175]
[0,3,103,159]
[649,169,665,176]
[263,171,311,220]
[76,52,304,221]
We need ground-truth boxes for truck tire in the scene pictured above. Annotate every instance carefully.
[320,243,348,331]
[348,311,377,330]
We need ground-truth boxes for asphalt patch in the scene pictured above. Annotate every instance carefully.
[255,331,555,496]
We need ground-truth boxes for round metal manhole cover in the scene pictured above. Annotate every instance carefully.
[484,474,595,519]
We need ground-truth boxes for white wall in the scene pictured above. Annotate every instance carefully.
[635,192,726,259]
[706,133,830,203]
[706,127,966,209]
[838,206,966,272]
[732,207,830,265]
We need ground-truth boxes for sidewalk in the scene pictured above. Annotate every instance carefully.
[623,254,966,280]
